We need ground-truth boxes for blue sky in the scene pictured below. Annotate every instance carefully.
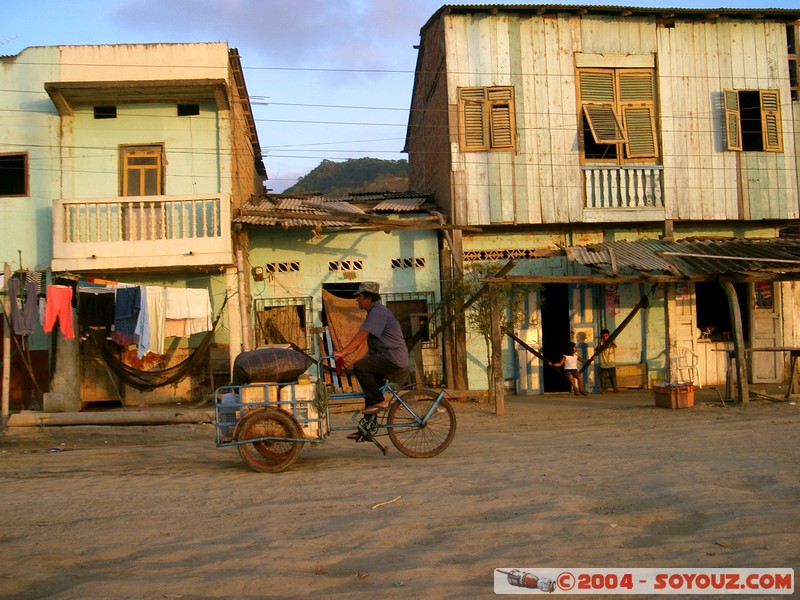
[4,0,798,192]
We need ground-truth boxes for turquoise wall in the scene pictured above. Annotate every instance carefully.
[70,102,221,197]
[248,227,441,333]
[0,47,61,272]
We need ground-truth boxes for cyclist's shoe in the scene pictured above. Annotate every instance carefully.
[363,402,389,415]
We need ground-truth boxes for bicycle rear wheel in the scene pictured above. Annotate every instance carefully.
[387,389,456,458]
[234,408,304,473]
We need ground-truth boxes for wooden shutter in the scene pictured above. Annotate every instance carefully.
[622,107,657,157]
[580,70,626,144]
[582,105,626,144]
[459,88,488,150]
[760,90,783,152]
[579,71,615,102]
[618,71,657,158]
[488,87,514,149]
[724,89,742,151]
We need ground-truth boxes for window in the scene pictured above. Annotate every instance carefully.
[788,25,799,102]
[120,145,164,196]
[253,297,313,351]
[457,86,515,152]
[177,104,200,116]
[724,89,783,152]
[328,259,363,271]
[120,145,164,240]
[384,291,437,349]
[391,257,426,269]
[0,153,28,196]
[94,106,117,119]
[578,69,658,163]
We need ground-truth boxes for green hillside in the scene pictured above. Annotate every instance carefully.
[283,158,409,195]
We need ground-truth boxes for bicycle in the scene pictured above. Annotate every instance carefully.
[213,355,457,473]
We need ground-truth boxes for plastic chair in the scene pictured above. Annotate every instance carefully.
[670,347,701,387]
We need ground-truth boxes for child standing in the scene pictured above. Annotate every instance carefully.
[548,342,589,396]
[595,328,619,393]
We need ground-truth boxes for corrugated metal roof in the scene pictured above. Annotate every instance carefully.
[234,192,435,229]
[435,4,800,19]
[565,237,800,280]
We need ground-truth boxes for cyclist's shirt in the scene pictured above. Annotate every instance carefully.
[361,302,408,368]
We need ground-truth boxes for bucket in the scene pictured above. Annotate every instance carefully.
[218,392,239,438]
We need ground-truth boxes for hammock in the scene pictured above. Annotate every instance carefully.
[88,295,228,391]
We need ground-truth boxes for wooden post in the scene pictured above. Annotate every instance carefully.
[2,263,10,425]
[488,283,505,415]
[721,279,749,404]
[236,250,252,352]
[409,314,425,384]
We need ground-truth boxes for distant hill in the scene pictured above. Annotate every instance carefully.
[283,158,409,195]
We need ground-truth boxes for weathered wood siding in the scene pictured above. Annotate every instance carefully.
[437,12,798,226]
[406,17,453,219]
[657,19,798,221]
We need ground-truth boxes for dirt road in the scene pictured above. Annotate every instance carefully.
[1,391,798,599]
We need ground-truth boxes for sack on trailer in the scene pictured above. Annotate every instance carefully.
[232,347,313,384]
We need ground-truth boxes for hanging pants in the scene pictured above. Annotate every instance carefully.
[44,285,75,339]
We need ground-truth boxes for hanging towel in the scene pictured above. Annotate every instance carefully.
[135,286,166,358]
[164,287,212,337]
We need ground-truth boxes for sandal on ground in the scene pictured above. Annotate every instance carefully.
[580,390,589,396]
[362,403,389,415]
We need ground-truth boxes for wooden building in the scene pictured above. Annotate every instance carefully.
[405,5,800,397]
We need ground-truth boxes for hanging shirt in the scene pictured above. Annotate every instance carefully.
[7,278,38,335]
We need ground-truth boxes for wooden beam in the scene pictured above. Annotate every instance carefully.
[489,283,505,416]
[2,263,10,426]
[721,280,749,404]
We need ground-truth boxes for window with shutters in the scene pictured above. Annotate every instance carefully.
[724,89,783,152]
[457,86,516,152]
[577,68,658,164]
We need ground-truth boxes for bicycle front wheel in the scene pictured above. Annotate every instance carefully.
[387,389,456,458]
[234,408,304,473]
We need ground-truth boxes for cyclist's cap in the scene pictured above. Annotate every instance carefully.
[354,281,380,296]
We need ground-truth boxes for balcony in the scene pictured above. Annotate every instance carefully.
[581,165,665,223]
[52,194,233,272]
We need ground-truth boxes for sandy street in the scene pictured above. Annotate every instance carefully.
[0,389,798,599]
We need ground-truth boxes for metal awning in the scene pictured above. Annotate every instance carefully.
[566,237,800,282]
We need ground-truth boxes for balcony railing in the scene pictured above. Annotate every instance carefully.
[582,165,664,208]
[52,194,232,272]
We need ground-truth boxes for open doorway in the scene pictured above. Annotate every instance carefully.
[695,281,749,343]
[540,283,572,392]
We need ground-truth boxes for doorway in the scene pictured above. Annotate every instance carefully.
[540,283,572,392]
